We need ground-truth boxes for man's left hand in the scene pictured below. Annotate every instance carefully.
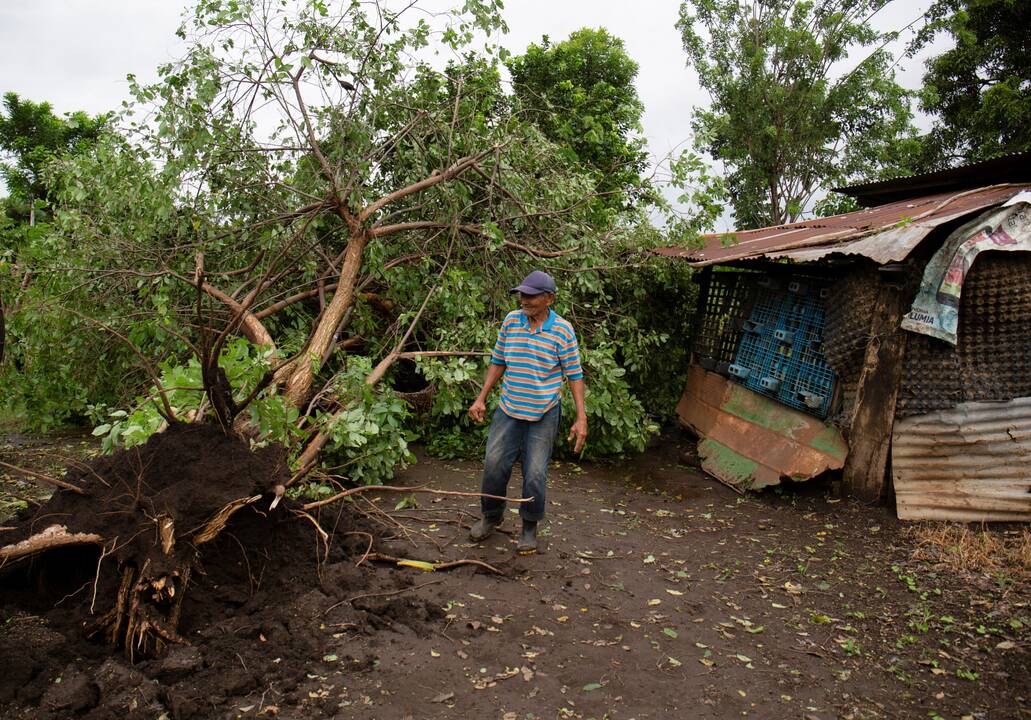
[567,416,588,454]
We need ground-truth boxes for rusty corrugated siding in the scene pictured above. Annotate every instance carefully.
[653,184,1031,267]
[677,364,847,490]
[892,396,1031,521]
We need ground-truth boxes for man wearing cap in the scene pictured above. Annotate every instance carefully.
[467,270,588,554]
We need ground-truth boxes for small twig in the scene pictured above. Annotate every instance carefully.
[356,496,420,549]
[55,457,110,487]
[325,579,444,613]
[303,483,532,511]
[0,460,87,496]
[790,646,830,659]
[432,558,506,575]
[388,514,464,526]
[344,530,375,566]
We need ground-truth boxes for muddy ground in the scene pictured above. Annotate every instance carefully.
[1,429,1028,720]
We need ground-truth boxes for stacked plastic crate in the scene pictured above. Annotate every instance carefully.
[727,277,836,419]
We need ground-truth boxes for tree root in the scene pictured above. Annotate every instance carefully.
[193,494,262,545]
[85,557,194,661]
[0,524,102,565]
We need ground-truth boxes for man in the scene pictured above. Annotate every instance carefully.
[467,270,588,554]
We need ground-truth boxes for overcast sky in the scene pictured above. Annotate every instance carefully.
[1,0,942,213]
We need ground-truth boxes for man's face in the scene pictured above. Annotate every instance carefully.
[519,291,554,321]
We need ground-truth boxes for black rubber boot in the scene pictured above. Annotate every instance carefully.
[469,515,501,542]
[517,520,538,555]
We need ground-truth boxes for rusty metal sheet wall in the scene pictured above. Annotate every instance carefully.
[677,365,848,491]
[897,252,1031,417]
[892,396,1031,521]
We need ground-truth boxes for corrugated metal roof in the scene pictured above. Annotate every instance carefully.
[653,184,1031,267]
[892,396,1031,522]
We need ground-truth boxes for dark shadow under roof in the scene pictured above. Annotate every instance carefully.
[835,152,1031,207]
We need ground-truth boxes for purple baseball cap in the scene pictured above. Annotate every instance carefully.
[510,270,557,295]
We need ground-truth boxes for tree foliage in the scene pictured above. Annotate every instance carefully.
[1,0,695,481]
[0,95,118,420]
[508,28,650,214]
[677,0,916,229]
[0,132,193,428]
[0,93,108,223]
[912,0,1031,167]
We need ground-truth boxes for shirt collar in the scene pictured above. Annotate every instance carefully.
[519,308,556,332]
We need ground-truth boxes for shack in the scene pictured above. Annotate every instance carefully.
[655,153,1031,521]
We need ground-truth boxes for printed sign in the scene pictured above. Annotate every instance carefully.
[902,200,1031,345]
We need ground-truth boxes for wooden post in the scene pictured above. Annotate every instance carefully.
[842,281,909,503]
[689,265,712,365]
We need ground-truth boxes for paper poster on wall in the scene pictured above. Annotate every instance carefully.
[901,199,1031,345]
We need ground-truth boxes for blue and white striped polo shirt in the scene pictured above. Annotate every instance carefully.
[491,308,583,421]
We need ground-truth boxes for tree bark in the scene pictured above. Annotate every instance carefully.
[282,230,370,407]
[199,281,275,347]
[842,281,909,503]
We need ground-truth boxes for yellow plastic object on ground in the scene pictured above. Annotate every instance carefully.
[396,559,436,572]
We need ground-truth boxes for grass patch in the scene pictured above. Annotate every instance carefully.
[905,523,1031,580]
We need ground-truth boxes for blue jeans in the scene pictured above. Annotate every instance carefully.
[480,404,561,523]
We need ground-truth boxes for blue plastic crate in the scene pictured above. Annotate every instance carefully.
[729,279,837,419]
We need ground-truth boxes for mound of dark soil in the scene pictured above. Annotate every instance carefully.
[0,424,445,720]
[11,423,289,559]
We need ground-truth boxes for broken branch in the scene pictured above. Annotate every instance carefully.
[365,552,505,576]
[303,484,532,511]
[0,460,87,496]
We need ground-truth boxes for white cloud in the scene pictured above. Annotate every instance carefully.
[0,1,185,116]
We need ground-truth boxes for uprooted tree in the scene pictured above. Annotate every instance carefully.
[0,0,698,657]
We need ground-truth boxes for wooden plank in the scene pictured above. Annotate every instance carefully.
[842,281,909,503]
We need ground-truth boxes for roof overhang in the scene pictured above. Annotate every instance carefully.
[654,184,1031,268]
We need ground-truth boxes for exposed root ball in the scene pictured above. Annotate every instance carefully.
[1,423,289,659]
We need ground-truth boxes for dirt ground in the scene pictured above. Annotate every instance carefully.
[1,428,1029,720]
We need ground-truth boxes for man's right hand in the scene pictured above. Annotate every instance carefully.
[468,398,487,423]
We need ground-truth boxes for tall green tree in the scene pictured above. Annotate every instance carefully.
[912,0,1031,167]
[677,0,916,229]
[0,93,107,223]
[508,28,649,214]
[0,95,113,422]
